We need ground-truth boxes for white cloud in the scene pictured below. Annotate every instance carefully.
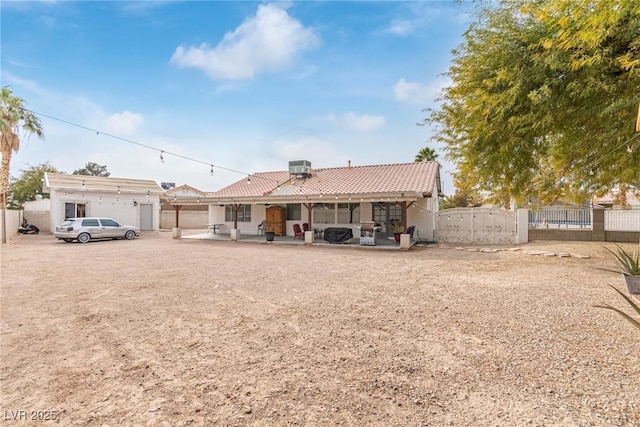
[343,112,385,132]
[387,19,414,36]
[271,137,344,166]
[382,3,473,37]
[170,3,319,80]
[104,111,143,134]
[393,77,450,105]
[310,112,385,131]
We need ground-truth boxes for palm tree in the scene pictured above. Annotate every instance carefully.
[414,146,439,162]
[1,86,44,243]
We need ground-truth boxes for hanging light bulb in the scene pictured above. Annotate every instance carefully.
[146,191,150,198]
[210,165,214,176]
[82,180,85,189]
[247,175,251,184]
[117,186,121,194]
[160,151,165,163]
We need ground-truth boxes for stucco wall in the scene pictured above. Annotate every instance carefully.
[0,209,21,241]
[24,211,51,232]
[24,199,52,232]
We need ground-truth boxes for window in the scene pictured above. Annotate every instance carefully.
[225,205,252,222]
[314,203,335,224]
[65,202,86,219]
[100,219,120,227]
[81,219,99,227]
[337,203,360,224]
[286,204,301,220]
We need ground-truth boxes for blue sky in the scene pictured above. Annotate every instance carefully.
[2,1,472,194]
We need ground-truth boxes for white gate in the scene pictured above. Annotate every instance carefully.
[434,208,517,244]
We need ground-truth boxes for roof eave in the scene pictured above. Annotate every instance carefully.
[169,191,426,206]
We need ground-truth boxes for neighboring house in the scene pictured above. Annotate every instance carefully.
[161,184,209,229]
[43,173,164,232]
[168,160,443,240]
[593,190,640,209]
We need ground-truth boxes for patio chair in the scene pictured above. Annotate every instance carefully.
[303,223,310,232]
[257,220,266,235]
[407,225,415,241]
[293,223,304,240]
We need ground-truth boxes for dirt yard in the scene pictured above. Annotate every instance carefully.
[1,232,639,426]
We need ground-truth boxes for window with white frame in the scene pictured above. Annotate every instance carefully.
[225,204,252,222]
[286,203,301,220]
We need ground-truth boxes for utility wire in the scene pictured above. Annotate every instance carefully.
[22,108,251,177]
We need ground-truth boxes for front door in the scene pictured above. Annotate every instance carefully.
[373,202,402,237]
[140,204,153,231]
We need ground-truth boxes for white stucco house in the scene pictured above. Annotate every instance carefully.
[43,173,165,232]
[167,160,443,241]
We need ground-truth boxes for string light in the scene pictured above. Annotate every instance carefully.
[210,165,214,176]
[21,108,253,180]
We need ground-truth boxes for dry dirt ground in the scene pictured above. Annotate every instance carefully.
[1,231,639,426]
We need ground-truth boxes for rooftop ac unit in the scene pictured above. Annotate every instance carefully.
[289,160,312,177]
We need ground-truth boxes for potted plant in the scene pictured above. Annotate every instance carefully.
[389,221,404,242]
[600,242,640,294]
[264,229,276,242]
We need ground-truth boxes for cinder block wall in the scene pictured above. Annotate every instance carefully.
[160,211,208,229]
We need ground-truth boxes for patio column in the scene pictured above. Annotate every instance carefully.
[303,203,316,227]
[173,205,182,228]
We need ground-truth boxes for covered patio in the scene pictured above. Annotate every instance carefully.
[180,229,409,250]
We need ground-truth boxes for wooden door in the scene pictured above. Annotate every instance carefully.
[266,206,285,236]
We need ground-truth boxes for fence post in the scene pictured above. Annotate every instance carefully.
[516,209,529,244]
[591,208,605,241]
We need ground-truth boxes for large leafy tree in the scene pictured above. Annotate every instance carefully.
[9,162,60,205]
[426,0,640,207]
[1,86,44,206]
[73,162,110,177]
[415,146,439,162]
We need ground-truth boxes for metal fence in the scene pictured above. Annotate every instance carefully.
[605,209,640,232]
[528,208,592,229]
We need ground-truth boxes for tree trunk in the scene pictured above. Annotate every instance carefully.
[0,146,12,205]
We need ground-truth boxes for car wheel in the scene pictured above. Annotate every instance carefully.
[77,233,91,244]
[125,230,136,240]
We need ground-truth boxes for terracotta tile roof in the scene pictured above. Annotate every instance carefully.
[210,161,441,199]
[43,173,164,194]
